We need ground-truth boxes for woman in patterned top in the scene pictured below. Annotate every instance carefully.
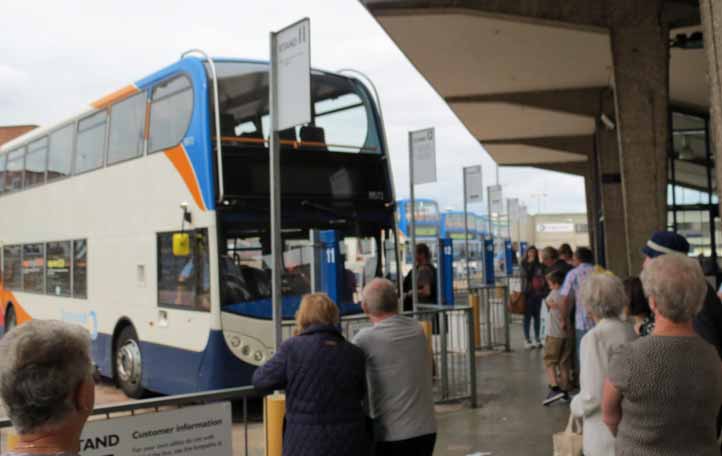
[603,254,722,456]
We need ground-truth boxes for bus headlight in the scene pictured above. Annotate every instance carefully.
[223,331,270,366]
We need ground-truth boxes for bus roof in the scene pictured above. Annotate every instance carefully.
[0,56,344,153]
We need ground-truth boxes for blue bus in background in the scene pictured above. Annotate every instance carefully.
[442,211,483,280]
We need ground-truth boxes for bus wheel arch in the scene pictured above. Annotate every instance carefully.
[112,320,145,398]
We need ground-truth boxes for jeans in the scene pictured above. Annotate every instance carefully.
[523,295,542,342]
[575,328,589,369]
[375,433,436,456]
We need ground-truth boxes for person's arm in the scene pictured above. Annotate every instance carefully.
[252,341,289,393]
[559,272,574,331]
[602,379,623,436]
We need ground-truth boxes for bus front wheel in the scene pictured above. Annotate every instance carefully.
[4,306,16,334]
[114,326,145,398]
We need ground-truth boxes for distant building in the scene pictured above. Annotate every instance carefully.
[0,125,36,146]
[514,213,590,250]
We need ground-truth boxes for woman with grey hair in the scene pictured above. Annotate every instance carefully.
[0,320,95,456]
[603,254,722,455]
[570,272,636,456]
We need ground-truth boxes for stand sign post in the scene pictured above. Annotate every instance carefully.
[269,18,311,349]
[409,128,436,312]
[463,165,482,288]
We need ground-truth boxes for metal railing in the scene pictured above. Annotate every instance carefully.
[283,305,478,407]
[470,284,512,351]
[0,386,260,455]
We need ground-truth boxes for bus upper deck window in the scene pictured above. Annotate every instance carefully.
[149,75,193,153]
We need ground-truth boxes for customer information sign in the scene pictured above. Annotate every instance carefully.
[77,403,232,456]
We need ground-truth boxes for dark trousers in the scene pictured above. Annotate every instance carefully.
[375,433,436,456]
[523,295,542,342]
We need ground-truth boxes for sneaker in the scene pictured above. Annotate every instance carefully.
[543,387,565,406]
[524,341,534,349]
[561,391,571,402]
[535,340,543,348]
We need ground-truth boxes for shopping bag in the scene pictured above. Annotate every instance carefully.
[553,414,583,456]
[509,291,526,315]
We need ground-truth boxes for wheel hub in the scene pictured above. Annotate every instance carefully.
[117,340,141,384]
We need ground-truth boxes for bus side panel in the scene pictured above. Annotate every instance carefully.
[93,333,113,377]
[138,330,255,394]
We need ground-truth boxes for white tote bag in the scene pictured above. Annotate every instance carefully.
[553,414,583,456]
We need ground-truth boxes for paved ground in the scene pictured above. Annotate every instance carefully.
[1,322,569,455]
[435,325,570,455]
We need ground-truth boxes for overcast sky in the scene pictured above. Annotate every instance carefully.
[0,0,586,215]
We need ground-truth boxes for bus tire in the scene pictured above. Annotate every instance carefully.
[4,305,16,334]
[114,325,145,398]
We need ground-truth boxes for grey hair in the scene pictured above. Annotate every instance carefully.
[641,254,706,323]
[362,278,399,315]
[580,272,628,320]
[0,320,93,434]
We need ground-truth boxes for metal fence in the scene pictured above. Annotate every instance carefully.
[470,285,511,351]
[283,305,478,406]
[0,309,479,453]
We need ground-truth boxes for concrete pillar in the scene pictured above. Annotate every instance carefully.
[701,1,722,224]
[595,89,630,278]
[608,0,670,274]
[584,167,598,254]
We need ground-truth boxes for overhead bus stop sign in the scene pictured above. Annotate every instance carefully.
[270,18,311,349]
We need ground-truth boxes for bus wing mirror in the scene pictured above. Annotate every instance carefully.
[173,233,191,257]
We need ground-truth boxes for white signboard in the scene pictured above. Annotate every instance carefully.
[464,165,483,203]
[410,128,436,185]
[273,18,311,131]
[78,402,232,456]
[507,198,520,220]
[537,223,575,233]
[488,185,503,214]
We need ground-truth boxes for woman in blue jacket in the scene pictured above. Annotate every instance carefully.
[252,293,370,456]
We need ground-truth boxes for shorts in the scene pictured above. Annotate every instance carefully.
[543,336,572,369]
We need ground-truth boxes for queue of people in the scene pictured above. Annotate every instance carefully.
[536,231,722,456]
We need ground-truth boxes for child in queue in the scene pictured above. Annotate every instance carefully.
[542,269,572,405]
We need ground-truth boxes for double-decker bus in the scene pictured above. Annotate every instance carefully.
[0,54,397,397]
[395,199,440,275]
[441,211,483,280]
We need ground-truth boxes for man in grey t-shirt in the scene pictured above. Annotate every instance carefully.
[353,278,436,456]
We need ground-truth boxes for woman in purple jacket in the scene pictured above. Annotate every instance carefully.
[252,293,370,456]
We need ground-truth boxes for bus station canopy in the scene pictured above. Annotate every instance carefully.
[363,1,708,184]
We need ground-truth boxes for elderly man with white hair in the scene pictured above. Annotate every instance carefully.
[0,320,95,456]
[603,254,722,456]
[570,272,637,456]
[352,278,436,456]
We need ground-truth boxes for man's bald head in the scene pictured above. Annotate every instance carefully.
[362,278,399,316]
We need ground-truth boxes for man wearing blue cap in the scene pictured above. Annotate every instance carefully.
[641,231,722,357]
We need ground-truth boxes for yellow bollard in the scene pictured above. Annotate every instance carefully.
[1,429,19,453]
[419,320,433,356]
[264,393,286,456]
[469,293,481,349]
[495,286,505,300]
